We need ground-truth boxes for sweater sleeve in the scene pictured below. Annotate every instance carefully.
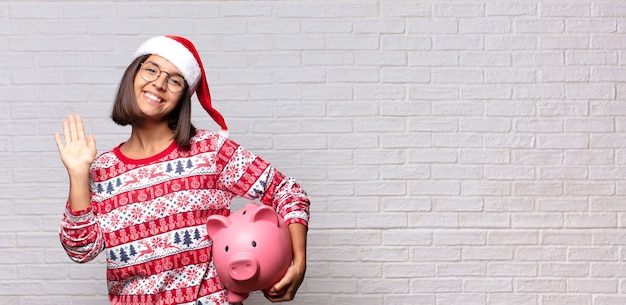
[217,138,310,226]
[59,202,105,263]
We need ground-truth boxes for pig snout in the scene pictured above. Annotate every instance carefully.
[228,255,259,281]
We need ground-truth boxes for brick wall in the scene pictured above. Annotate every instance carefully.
[1,1,626,304]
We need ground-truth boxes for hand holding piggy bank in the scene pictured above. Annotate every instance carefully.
[207,203,293,303]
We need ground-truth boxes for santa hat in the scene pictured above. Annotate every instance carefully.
[134,35,228,136]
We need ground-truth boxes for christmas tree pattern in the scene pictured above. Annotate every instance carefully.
[182,230,193,248]
[119,248,130,263]
[175,161,185,175]
[106,181,114,194]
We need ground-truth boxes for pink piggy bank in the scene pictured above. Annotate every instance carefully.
[207,203,293,303]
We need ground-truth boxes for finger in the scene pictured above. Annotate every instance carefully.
[68,114,78,141]
[62,119,71,144]
[87,134,96,148]
[75,115,86,141]
[266,282,294,302]
[54,132,64,150]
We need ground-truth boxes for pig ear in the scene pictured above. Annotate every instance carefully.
[206,216,231,238]
[251,205,280,226]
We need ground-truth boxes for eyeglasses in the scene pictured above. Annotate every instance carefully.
[139,62,186,93]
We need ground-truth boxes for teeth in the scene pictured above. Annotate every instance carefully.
[145,92,162,103]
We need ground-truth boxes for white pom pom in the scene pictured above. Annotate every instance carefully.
[218,129,229,138]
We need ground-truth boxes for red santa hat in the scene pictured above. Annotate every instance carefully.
[134,35,228,136]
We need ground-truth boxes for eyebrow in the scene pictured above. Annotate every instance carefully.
[145,61,184,77]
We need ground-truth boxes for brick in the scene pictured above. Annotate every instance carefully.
[434,3,484,17]
[434,230,485,246]
[354,181,407,196]
[328,134,379,149]
[432,69,483,84]
[542,232,592,245]
[407,19,458,34]
[409,213,459,228]
[360,247,408,262]
[382,229,430,246]
[437,263,485,276]
[302,20,351,33]
[360,279,409,294]
[302,51,354,65]
[382,35,430,51]
[309,230,379,246]
[541,36,590,49]
[486,35,538,50]
[354,18,405,34]
[411,279,462,292]
[463,247,513,261]
[487,231,538,245]
[380,165,430,180]
[487,294,538,305]
[432,164,481,179]
[432,102,482,116]
[541,3,590,17]
[516,279,566,292]
[594,3,626,17]
[516,18,565,33]
[247,19,300,34]
[459,19,512,34]
[331,262,382,278]
[0,281,47,296]
[515,51,564,66]
[464,279,513,292]
[383,197,431,212]
[413,247,461,262]
[307,247,357,264]
[328,34,379,50]
[568,247,618,261]
[488,262,537,277]
[486,3,537,16]
[381,2,430,17]
[409,51,459,66]
[433,35,483,50]
[512,214,563,229]
[384,263,435,278]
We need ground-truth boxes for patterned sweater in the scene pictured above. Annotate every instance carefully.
[59,130,310,305]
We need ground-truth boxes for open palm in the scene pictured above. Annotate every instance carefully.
[54,114,97,176]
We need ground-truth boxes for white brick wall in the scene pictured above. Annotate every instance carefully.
[1,1,626,304]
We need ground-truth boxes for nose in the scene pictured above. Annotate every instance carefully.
[228,257,259,281]
[151,73,168,91]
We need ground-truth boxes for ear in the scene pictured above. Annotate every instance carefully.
[250,205,280,226]
[206,216,231,239]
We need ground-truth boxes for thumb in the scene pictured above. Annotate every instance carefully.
[269,277,289,296]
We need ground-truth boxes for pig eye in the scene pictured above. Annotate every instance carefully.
[251,241,257,247]
[225,245,229,252]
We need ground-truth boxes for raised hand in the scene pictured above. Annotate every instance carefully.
[54,114,97,177]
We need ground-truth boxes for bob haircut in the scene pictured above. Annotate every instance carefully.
[111,54,197,151]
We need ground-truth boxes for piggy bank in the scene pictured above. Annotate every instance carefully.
[207,203,293,303]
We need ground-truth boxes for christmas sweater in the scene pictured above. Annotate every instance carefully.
[59,130,310,305]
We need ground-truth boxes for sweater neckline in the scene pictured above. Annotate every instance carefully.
[113,140,178,165]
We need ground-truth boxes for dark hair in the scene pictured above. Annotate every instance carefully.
[111,55,197,151]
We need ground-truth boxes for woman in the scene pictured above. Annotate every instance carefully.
[55,36,310,305]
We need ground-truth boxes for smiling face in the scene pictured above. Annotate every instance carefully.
[134,55,185,121]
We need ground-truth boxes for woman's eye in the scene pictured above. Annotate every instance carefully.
[169,78,183,87]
